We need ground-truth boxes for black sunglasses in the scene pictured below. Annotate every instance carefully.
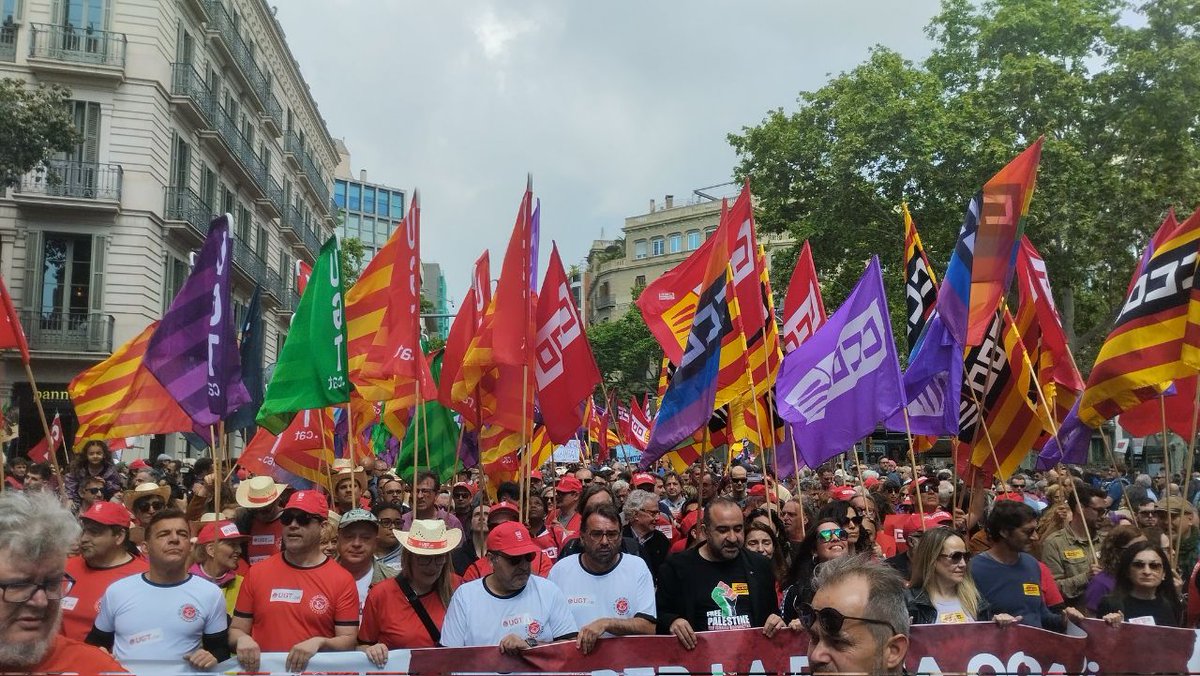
[83,487,103,495]
[279,510,323,527]
[796,602,897,638]
[135,499,165,512]
[938,551,971,564]
[493,551,535,565]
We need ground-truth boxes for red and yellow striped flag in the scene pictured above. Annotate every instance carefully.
[345,224,400,401]
[69,323,192,448]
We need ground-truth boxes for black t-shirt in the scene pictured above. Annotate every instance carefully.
[656,547,778,633]
[1098,594,1180,627]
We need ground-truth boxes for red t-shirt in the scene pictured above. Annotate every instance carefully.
[233,553,359,651]
[60,555,149,640]
[1037,560,1065,607]
[27,634,127,674]
[531,523,568,561]
[461,551,554,581]
[359,578,450,649]
[246,517,284,565]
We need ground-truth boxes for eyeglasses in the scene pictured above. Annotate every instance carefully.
[795,602,897,639]
[135,499,165,512]
[83,488,103,495]
[586,530,621,541]
[493,551,535,565]
[279,511,323,527]
[817,528,848,543]
[731,478,747,484]
[1132,560,1164,571]
[1138,510,1159,517]
[377,519,402,528]
[0,573,75,604]
[639,509,660,518]
[938,551,971,564]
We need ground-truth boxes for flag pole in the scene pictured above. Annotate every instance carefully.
[1173,384,1200,568]
[413,382,421,493]
[23,363,65,499]
[317,411,335,493]
[210,424,222,519]
[966,385,1009,486]
[900,409,925,526]
[1159,395,1176,563]
[520,363,531,522]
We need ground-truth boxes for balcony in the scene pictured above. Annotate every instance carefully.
[170,62,216,129]
[163,186,211,242]
[13,160,122,211]
[27,23,125,81]
[283,130,303,170]
[298,150,330,210]
[18,310,114,354]
[256,174,283,219]
[280,203,303,245]
[264,266,283,303]
[232,235,266,283]
[261,90,282,137]
[1,22,16,62]
[203,0,269,112]
[277,289,300,314]
[301,222,322,258]
[201,107,268,199]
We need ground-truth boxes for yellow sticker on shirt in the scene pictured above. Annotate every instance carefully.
[731,583,749,596]
[1023,583,1040,596]
[1064,548,1087,561]
[939,610,969,624]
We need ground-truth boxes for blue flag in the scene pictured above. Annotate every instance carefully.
[885,312,963,437]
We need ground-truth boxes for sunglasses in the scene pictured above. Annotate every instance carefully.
[1132,560,1164,571]
[847,516,864,526]
[919,484,938,494]
[279,511,323,527]
[796,602,897,638]
[83,488,103,495]
[135,500,165,512]
[731,478,747,484]
[938,551,971,564]
[817,528,848,543]
[493,551,535,565]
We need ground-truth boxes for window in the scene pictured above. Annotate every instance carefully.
[634,239,647,259]
[334,180,346,209]
[221,187,234,217]
[360,217,374,242]
[35,233,99,318]
[256,224,268,256]
[376,218,390,236]
[65,101,100,165]
[59,0,108,31]
[200,167,215,211]
[346,213,360,237]
[164,256,188,310]
[348,183,361,211]
[651,237,664,256]
[377,190,389,217]
[2,0,17,23]
[363,186,375,214]
[705,227,717,240]
[668,232,682,254]
[237,205,251,242]
[635,275,646,288]
[390,192,404,219]
[687,230,701,250]
[169,134,190,191]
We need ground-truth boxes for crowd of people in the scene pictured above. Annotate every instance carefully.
[1,440,1198,674]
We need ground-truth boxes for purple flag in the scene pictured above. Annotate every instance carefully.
[775,258,904,468]
[884,312,963,436]
[1036,399,1091,469]
[145,214,250,440]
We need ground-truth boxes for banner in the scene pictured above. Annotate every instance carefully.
[123,620,1200,676]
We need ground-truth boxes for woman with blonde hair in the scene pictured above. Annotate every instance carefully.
[906,526,1018,625]
[1033,484,1071,558]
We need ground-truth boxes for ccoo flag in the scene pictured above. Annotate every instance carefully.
[257,236,351,434]
[145,214,249,438]
[776,257,905,468]
[781,240,826,353]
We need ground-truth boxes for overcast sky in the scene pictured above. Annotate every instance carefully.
[276,1,943,308]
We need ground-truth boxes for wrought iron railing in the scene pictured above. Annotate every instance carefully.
[281,203,303,238]
[263,90,283,131]
[232,235,266,281]
[171,62,216,124]
[17,310,114,353]
[302,222,321,257]
[212,108,268,193]
[19,160,122,201]
[594,295,617,310]
[265,266,283,302]
[29,22,125,68]
[164,186,212,240]
[202,0,269,105]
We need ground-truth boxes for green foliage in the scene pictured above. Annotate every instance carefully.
[730,0,1200,371]
[0,79,80,186]
[339,236,367,288]
[586,303,662,403]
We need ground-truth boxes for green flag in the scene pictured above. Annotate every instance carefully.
[256,236,350,434]
[396,351,459,483]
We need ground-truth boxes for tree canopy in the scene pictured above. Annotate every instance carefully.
[730,0,1200,369]
[586,293,662,404]
[0,78,79,186]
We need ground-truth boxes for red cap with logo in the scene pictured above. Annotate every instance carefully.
[631,472,656,489]
[831,486,857,501]
[489,500,521,517]
[486,521,540,556]
[530,470,543,481]
[195,520,250,545]
[748,484,767,497]
[81,501,131,527]
[283,490,329,517]
[452,481,477,496]
[556,475,583,494]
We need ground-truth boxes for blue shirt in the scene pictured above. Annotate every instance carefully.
[970,551,1060,630]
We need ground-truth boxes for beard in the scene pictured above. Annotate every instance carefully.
[0,610,61,668]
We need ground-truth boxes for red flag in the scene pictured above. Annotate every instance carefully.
[295,260,312,295]
[27,412,62,464]
[440,252,490,415]
[781,240,826,353]
[534,244,601,443]
[239,409,336,490]
[628,397,651,451]
[1016,237,1084,394]
[359,193,436,402]
[0,273,30,364]
[492,183,535,366]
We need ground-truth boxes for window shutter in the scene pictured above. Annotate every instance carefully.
[22,230,42,311]
[89,234,106,313]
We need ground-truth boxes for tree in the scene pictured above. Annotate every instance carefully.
[0,79,79,185]
[586,297,662,404]
[730,0,1200,370]
[339,236,367,287]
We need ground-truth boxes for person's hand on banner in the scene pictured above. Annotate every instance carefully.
[286,637,324,672]
[1101,611,1124,627]
[1063,607,1086,625]
[499,633,530,655]
[234,634,261,672]
[669,618,697,650]
[362,642,389,667]
[762,614,786,638]
[993,613,1022,626]
[576,619,609,654]
[184,648,218,670]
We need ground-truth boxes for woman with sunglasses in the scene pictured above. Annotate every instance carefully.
[65,440,123,510]
[817,502,873,556]
[906,526,1018,625]
[1083,525,1146,617]
[781,519,851,622]
[1098,541,1182,627]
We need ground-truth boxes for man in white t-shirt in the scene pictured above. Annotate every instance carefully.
[87,508,228,669]
[441,521,577,654]
[548,503,655,654]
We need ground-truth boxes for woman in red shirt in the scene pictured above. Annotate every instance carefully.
[359,519,461,666]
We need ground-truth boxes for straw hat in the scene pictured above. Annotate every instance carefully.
[122,482,172,511]
[235,475,287,510]
[395,519,462,556]
[332,464,368,492]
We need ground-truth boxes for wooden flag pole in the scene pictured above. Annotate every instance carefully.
[900,409,926,526]
[317,411,335,493]
[966,385,1009,486]
[1173,384,1200,568]
[519,363,531,522]
[209,424,222,519]
[412,381,422,499]
[1096,428,1140,529]
[23,363,65,499]
[1160,396,1176,564]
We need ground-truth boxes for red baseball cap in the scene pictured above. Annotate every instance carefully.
[680,508,704,536]
[905,511,953,536]
[556,476,583,494]
[81,502,132,527]
[632,472,656,489]
[128,458,149,470]
[489,500,521,518]
[452,482,477,496]
[863,477,880,490]
[195,520,249,545]
[486,521,540,557]
[831,486,857,501]
[748,484,767,497]
[283,490,328,517]
[530,470,543,481]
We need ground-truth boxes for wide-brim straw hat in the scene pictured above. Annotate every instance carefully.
[395,519,462,556]
[333,466,368,492]
[122,482,172,511]
[235,475,288,510]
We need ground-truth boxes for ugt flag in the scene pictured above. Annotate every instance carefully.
[776,257,905,468]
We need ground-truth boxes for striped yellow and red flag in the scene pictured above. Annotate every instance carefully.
[345,222,401,402]
[69,322,192,448]
[479,424,523,500]
[527,424,555,470]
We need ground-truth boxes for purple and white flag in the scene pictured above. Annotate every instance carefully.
[1036,399,1091,469]
[145,214,250,440]
[775,257,904,468]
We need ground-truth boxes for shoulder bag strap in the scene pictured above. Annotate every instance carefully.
[396,576,441,644]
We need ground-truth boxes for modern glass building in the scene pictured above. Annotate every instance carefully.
[333,177,406,259]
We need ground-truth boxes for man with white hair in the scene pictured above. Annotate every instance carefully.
[0,491,123,672]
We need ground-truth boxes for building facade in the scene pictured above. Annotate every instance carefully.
[583,193,794,326]
[332,139,406,261]
[0,0,339,459]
